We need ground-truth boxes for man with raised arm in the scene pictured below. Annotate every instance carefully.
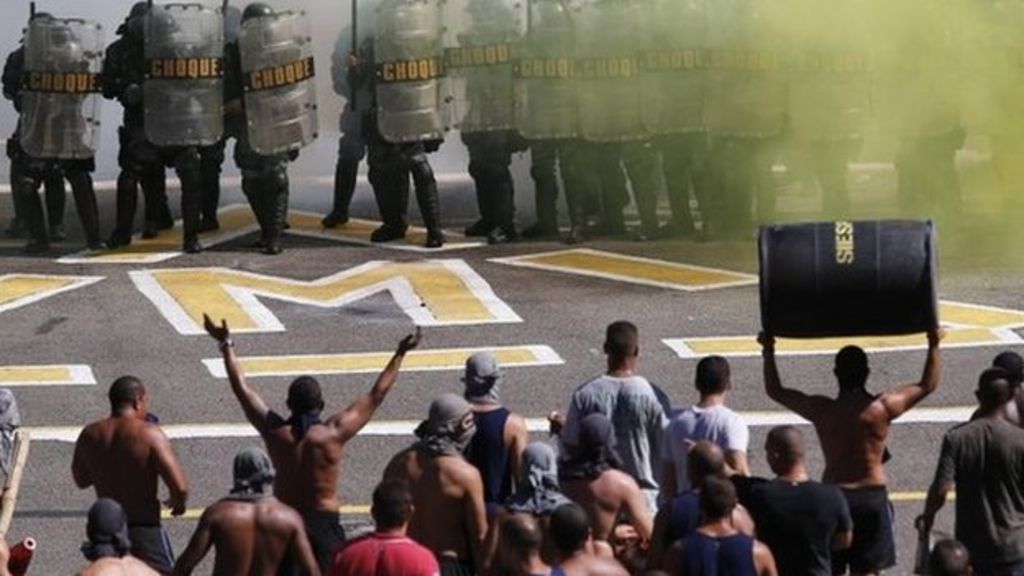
[72,377,190,575]
[203,313,422,573]
[759,327,943,576]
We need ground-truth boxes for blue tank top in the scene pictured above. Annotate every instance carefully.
[465,407,512,505]
[682,532,757,576]
[667,490,700,544]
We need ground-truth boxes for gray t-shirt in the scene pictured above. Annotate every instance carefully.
[663,404,749,493]
[934,417,1024,566]
[562,374,668,494]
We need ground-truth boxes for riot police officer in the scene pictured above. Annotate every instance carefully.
[102,2,174,247]
[365,0,446,249]
[3,30,66,243]
[226,3,318,255]
[6,12,104,253]
[323,26,370,229]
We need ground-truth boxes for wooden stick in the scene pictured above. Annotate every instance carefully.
[0,430,32,535]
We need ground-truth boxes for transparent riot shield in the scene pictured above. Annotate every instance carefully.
[958,0,1024,136]
[514,0,578,139]
[575,0,645,142]
[638,0,706,135]
[19,18,104,159]
[783,0,871,142]
[704,0,785,138]
[443,0,524,133]
[144,3,224,147]
[238,10,318,155]
[374,0,445,143]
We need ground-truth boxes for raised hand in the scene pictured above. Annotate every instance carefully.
[203,313,231,343]
[397,326,423,355]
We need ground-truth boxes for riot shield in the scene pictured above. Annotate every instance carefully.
[144,3,224,147]
[783,0,871,142]
[575,0,645,142]
[238,10,318,155]
[19,18,104,159]
[443,0,524,133]
[704,0,785,138]
[958,0,1024,136]
[373,0,445,143]
[638,0,706,135]
[513,0,578,139]
[869,0,959,140]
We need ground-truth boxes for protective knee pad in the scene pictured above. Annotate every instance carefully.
[410,158,436,190]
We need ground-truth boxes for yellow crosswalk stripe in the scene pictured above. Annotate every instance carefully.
[491,248,756,291]
[0,274,103,314]
[202,345,564,378]
[0,365,95,386]
[285,210,483,252]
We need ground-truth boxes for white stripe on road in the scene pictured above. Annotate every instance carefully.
[25,405,975,443]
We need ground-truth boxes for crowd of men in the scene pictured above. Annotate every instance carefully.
[6,0,1024,256]
[0,316,997,574]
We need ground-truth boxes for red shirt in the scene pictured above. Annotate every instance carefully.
[330,532,440,576]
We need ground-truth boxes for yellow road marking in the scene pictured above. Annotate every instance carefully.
[286,210,483,252]
[0,274,104,314]
[0,365,95,386]
[491,248,756,291]
[131,260,521,334]
[58,205,258,265]
[665,299,1024,358]
[202,345,563,378]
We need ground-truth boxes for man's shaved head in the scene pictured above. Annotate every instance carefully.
[835,345,869,390]
[765,425,805,474]
[687,440,725,489]
[977,367,1012,412]
[501,514,543,556]
[108,376,145,413]
[928,539,972,576]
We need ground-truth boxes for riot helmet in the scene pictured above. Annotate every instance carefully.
[242,3,275,22]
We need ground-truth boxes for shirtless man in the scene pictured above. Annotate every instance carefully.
[204,314,421,572]
[548,503,628,576]
[759,327,943,575]
[383,393,487,576]
[77,498,159,576]
[173,447,321,576]
[72,377,189,575]
[558,414,653,549]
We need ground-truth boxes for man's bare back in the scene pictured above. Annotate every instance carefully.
[761,329,943,488]
[78,556,160,575]
[173,497,320,576]
[384,448,486,565]
[560,470,652,543]
[72,380,188,525]
[262,421,344,512]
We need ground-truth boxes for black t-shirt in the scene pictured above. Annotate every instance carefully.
[747,479,852,576]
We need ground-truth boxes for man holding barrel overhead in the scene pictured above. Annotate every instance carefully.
[758,328,944,575]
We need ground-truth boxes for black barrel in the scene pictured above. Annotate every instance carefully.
[759,220,938,338]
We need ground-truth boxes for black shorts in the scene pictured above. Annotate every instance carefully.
[128,524,175,575]
[831,486,896,574]
[439,556,476,576]
[304,509,346,572]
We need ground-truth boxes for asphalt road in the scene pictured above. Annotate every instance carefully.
[0,165,1022,574]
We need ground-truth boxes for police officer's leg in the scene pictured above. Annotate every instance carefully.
[368,142,408,242]
[660,134,697,237]
[199,140,226,231]
[594,143,628,235]
[141,166,169,238]
[752,138,781,226]
[261,157,290,255]
[464,133,495,237]
[14,162,48,253]
[43,169,66,241]
[488,135,517,243]
[173,147,204,253]
[560,140,593,244]
[65,160,104,250]
[408,143,444,248]
[524,139,559,237]
[5,136,26,238]
[323,134,364,228]
[815,140,854,220]
[622,141,661,240]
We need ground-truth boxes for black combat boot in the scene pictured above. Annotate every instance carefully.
[416,182,445,248]
[323,158,358,228]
